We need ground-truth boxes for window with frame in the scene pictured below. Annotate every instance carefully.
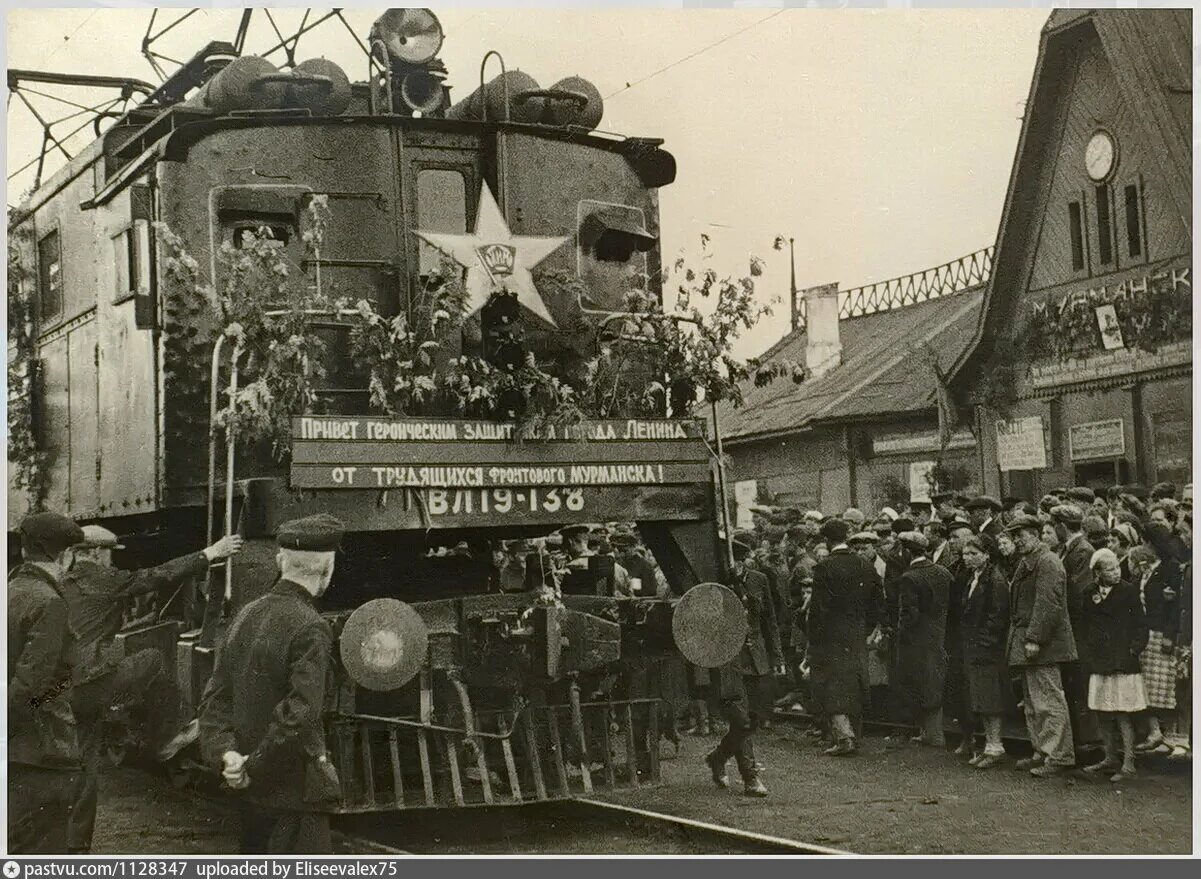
[1068,201,1085,272]
[1095,184,1114,266]
[1124,183,1143,259]
[112,227,140,303]
[38,229,63,323]
[415,168,468,276]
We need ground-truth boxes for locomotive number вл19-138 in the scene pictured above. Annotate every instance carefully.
[423,487,586,516]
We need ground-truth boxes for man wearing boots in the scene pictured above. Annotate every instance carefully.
[704,535,782,797]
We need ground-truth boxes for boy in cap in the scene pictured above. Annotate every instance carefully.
[8,512,86,853]
[200,514,345,853]
[63,527,245,853]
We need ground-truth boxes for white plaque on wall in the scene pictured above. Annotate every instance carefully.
[996,416,1047,471]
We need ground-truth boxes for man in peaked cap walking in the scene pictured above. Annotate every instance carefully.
[200,514,345,854]
[63,526,245,853]
[8,512,86,853]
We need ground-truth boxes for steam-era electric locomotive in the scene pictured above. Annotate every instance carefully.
[8,9,739,811]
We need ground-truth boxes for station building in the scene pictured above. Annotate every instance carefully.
[712,253,989,517]
[946,8,1192,497]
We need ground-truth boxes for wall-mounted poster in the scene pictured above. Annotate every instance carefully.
[996,416,1047,471]
[1069,419,1125,461]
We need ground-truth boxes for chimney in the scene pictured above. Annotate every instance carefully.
[803,282,841,379]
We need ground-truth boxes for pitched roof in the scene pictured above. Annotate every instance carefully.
[716,287,985,443]
[948,8,1191,384]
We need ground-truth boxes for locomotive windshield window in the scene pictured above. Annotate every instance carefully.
[38,229,62,323]
[416,169,467,276]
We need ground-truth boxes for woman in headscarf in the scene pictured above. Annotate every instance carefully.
[1107,522,1141,582]
[957,535,1010,768]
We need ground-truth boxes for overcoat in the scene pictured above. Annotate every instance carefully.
[959,563,1009,666]
[7,564,80,769]
[200,579,336,812]
[959,562,1010,714]
[1137,561,1180,638]
[895,559,951,711]
[807,547,881,715]
[1079,580,1148,675]
[1006,547,1077,667]
[1060,534,1094,631]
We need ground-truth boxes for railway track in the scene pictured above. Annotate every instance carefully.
[335,798,848,855]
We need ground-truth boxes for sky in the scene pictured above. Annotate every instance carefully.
[5,5,1047,357]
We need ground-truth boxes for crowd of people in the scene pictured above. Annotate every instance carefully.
[728,481,1192,783]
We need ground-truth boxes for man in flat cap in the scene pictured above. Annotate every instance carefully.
[200,514,345,853]
[893,531,952,748]
[1066,486,1096,513]
[1005,514,1076,777]
[704,535,781,797]
[8,512,86,853]
[804,519,881,756]
[63,527,245,853]
[966,496,1003,540]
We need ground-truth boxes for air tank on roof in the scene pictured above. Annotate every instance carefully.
[446,70,544,124]
[186,55,351,116]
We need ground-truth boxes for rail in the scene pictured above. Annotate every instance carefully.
[791,246,993,331]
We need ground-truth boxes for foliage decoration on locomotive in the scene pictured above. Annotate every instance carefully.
[7,9,755,810]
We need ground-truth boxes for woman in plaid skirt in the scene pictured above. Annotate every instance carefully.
[1130,531,1181,753]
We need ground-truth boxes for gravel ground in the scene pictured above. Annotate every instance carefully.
[91,725,1192,856]
[601,724,1193,855]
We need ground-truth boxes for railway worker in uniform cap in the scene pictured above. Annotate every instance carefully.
[1005,514,1077,777]
[62,525,245,853]
[703,535,782,797]
[966,496,1004,540]
[199,514,345,854]
[8,512,86,854]
[558,524,597,594]
[893,531,952,748]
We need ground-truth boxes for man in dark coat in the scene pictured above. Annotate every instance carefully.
[62,525,245,853]
[8,512,86,854]
[704,536,782,797]
[200,514,345,853]
[1052,504,1098,755]
[807,519,881,756]
[967,496,1004,540]
[1006,514,1077,777]
[894,532,952,747]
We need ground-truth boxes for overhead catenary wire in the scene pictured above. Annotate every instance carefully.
[604,9,787,101]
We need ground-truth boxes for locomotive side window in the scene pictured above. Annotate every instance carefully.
[112,228,140,303]
[576,202,656,311]
[416,168,467,276]
[38,229,63,324]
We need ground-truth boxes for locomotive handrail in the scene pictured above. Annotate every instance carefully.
[335,698,663,742]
